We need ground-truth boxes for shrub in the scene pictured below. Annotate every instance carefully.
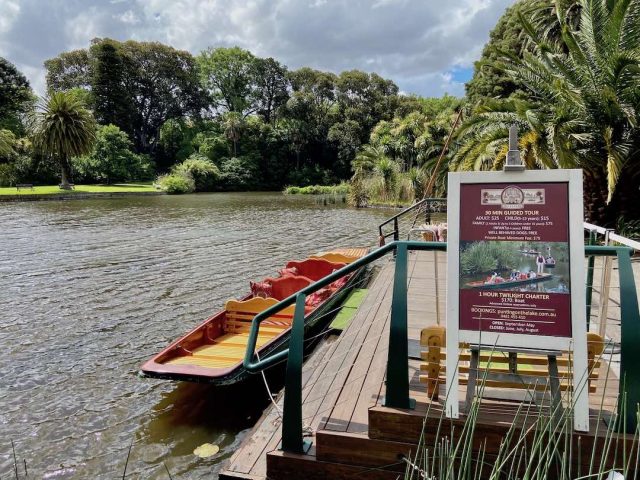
[73,124,154,183]
[284,183,351,195]
[155,172,195,194]
[219,156,259,190]
[0,163,16,187]
[173,154,220,191]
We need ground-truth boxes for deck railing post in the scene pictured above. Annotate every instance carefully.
[585,231,596,330]
[281,294,311,453]
[384,242,415,409]
[598,229,615,338]
[616,248,640,432]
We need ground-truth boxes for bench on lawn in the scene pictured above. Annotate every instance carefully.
[15,183,34,191]
[59,183,75,190]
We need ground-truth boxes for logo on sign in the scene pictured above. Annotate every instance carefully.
[481,186,545,209]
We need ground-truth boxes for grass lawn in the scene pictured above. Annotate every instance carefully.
[0,183,158,196]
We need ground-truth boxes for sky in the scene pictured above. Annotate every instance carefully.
[0,0,513,98]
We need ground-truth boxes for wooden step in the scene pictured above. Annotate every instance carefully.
[315,430,414,471]
[266,448,399,480]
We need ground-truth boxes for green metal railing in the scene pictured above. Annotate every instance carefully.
[378,198,446,244]
[243,241,640,453]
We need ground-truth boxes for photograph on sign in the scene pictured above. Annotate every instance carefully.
[458,182,571,337]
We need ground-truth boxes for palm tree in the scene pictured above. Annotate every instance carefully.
[223,111,244,157]
[30,91,96,189]
[352,145,387,179]
[455,0,640,223]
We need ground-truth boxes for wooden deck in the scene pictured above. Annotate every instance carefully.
[220,251,629,480]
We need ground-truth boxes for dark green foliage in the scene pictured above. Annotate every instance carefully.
[41,43,403,191]
[219,156,260,190]
[254,57,289,124]
[460,241,519,275]
[73,124,153,183]
[465,0,542,103]
[90,40,133,133]
[0,57,32,134]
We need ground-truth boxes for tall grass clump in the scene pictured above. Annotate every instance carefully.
[403,346,639,480]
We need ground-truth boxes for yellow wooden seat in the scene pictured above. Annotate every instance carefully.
[419,326,605,400]
[223,297,296,333]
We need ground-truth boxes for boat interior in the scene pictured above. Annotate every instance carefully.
[144,247,368,377]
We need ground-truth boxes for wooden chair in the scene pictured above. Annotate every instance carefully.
[419,326,605,402]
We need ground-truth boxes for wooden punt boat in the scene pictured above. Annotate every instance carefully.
[466,273,553,289]
[140,247,369,385]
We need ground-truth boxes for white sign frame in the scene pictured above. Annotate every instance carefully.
[445,169,589,432]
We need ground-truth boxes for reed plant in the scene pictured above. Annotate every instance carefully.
[403,349,639,480]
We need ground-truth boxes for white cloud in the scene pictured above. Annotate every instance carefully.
[0,0,512,97]
[0,0,20,33]
[115,10,140,25]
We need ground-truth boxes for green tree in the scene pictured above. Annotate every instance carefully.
[44,49,91,91]
[90,39,133,132]
[172,153,220,191]
[0,129,16,159]
[45,39,205,158]
[465,0,542,103]
[254,57,289,124]
[0,58,32,133]
[197,47,258,115]
[73,124,152,183]
[327,119,362,177]
[29,91,97,189]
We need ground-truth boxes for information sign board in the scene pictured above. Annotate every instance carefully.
[446,170,589,431]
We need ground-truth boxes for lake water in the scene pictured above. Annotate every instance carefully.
[0,193,396,479]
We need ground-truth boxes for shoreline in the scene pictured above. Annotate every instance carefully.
[0,191,166,202]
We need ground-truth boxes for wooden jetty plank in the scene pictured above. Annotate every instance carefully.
[225,261,396,478]
[321,263,396,431]
[305,261,395,432]
[220,337,333,477]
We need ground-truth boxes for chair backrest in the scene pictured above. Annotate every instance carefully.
[224,297,296,333]
[310,252,359,264]
[264,275,313,300]
[421,230,438,242]
[285,258,346,281]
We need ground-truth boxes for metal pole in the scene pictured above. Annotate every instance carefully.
[384,242,415,409]
[616,248,640,432]
[281,294,311,453]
